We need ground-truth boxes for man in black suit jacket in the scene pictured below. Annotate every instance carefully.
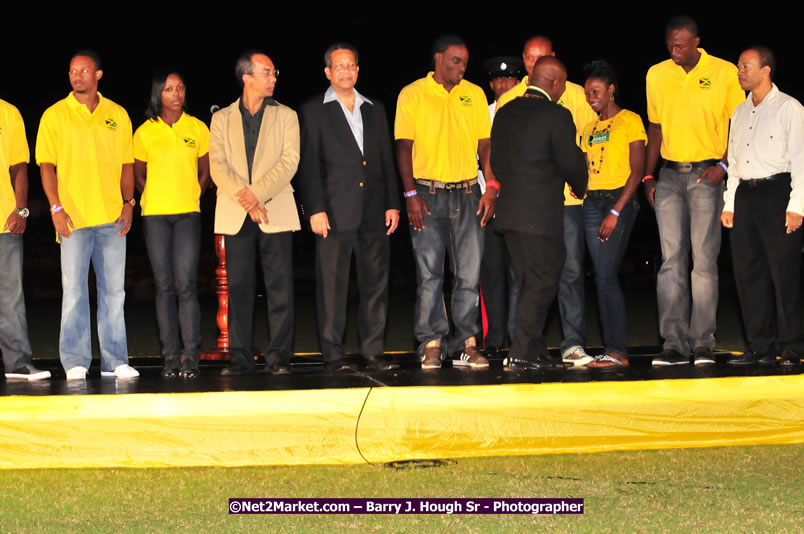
[297,43,401,370]
[491,57,588,370]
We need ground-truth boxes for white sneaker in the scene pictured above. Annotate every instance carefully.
[65,366,88,380]
[101,364,140,379]
[562,346,593,367]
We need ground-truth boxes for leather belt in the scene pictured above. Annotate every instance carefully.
[415,178,478,192]
[740,172,791,188]
[663,159,719,173]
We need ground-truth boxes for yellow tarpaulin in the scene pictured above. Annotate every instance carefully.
[0,375,801,469]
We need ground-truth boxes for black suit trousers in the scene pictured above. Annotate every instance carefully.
[505,230,565,360]
[225,218,294,369]
[731,177,803,355]
[315,228,390,361]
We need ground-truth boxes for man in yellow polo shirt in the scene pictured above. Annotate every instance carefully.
[395,34,497,369]
[643,17,744,366]
[0,100,51,381]
[36,50,138,380]
[496,36,597,367]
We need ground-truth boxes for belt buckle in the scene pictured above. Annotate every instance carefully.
[678,162,693,173]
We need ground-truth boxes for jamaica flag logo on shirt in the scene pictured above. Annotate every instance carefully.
[699,78,712,89]
[105,118,118,130]
[459,96,472,105]
[184,137,197,147]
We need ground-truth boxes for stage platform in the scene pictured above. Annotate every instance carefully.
[1,350,802,469]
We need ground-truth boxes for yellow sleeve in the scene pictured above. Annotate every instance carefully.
[394,86,416,140]
[197,119,210,158]
[626,112,648,144]
[7,105,29,165]
[724,65,745,118]
[35,107,59,166]
[133,123,148,162]
[475,87,491,139]
[121,110,134,164]
[646,69,660,125]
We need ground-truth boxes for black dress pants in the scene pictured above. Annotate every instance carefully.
[731,175,803,355]
[315,228,390,362]
[225,218,294,369]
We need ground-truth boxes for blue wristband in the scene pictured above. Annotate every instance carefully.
[718,161,728,173]
[404,190,417,199]
[609,209,620,217]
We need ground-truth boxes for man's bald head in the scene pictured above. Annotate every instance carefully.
[522,36,555,81]
[530,56,567,101]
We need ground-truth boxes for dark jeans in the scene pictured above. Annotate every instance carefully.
[144,213,202,370]
[558,205,586,353]
[583,189,638,354]
[0,233,33,371]
[411,182,484,355]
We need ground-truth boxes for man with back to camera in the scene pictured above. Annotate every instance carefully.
[395,34,498,369]
[0,98,50,381]
[296,43,400,371]
[491,56,588,370]
[209,51,300,376]
[36,50,138,380]
[478,56,523,358]
[643,16,744,366]
[496,36,597,367]
[721,47,803,367]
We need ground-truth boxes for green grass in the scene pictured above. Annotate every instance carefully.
[1,445,801,532]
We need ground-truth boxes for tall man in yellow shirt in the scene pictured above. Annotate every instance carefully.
[496,36,597,367]
[643,17,744,366]
[36,51,138,380]
[395,35,497,369]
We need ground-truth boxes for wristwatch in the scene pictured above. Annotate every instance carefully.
[15,207,29,219]
[124,198,136,207]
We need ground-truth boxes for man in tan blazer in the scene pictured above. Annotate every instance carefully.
[210,50,300,375]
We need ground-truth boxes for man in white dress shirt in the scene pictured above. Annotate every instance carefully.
[721,46,804,367]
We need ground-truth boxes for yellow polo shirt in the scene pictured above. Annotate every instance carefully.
[395,72,490,183]
[0,100,29,235]
[582,109,647,190]
[646,49,744,162]
[496,77,596,205]
[36,92,133,229]
[133,113,209,216]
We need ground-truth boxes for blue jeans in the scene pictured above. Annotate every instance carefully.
[411,182,484,355]
[559,205,586,353]
[583,189,638,354]
[143,213,201,369]
[59,223,129,372]
[654,166,723,353]
[0,233,33,371]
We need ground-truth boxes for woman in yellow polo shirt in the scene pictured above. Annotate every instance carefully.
[580,60,647,369]
[134,71,210,378]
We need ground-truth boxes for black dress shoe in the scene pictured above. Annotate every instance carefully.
[324,359,351,373]
[220,364,257,376]
[365,355,399,371]
[161,367,179,378]
[180,368,200,379]
[727,351,760,366]
[505,356,565,371]
[780,350,801,367]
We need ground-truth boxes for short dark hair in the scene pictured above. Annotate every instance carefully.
[145,70,187,121]
[71,49,102,70]
[747,45,776,80]
[432,34,466,57]
[584,59,618,88]
[235,50,265,88]
[666,15,698,37]
[324,43,359,67]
